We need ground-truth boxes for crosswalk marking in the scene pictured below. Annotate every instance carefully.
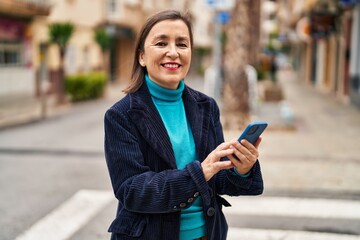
[15,190,113,240]
[227,227,360,240]
[224,196,360,219]
[15,190,360,240]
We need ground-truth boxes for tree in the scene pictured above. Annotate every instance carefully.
[222,0,261,129]
[48,22,74,104]
[94,28,110,77]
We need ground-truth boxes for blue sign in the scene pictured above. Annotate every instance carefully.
[217,11,231,24]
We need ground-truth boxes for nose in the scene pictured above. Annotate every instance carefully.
[166,44,179,58]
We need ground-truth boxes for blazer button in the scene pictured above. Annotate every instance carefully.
[194,192,199,197]
[187,198,194,203]
[207,207,215,217]
[180,203,187,208]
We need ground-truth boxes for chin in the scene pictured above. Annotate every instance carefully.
[166,75,183,82]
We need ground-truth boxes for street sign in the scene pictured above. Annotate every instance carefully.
[216,11,231,24]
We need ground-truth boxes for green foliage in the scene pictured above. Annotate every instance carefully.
[65,72,107,102]
[48,22,74,49]
[255,66,266,81]
[94,29,111,51]
[195,47,210,57]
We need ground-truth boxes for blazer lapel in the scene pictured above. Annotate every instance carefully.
[127,84,177,169]
[183,87,211,162]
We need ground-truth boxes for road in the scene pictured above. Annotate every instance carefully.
[1,75,360,240]
[0,99,113,240]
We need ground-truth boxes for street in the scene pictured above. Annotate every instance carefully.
[1,72,360,240]
[0,99,113,240]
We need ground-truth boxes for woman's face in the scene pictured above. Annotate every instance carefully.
[139,19,192,89]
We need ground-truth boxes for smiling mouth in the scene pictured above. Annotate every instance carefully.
[162,63,181,70]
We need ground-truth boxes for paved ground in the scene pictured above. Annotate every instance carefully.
[245,70,360,197]
[188,69,360,197]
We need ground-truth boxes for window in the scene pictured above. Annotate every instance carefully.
[65,45,76,74]
[107,0,117,14]
[83,46,90,72]
[0,42,23,66]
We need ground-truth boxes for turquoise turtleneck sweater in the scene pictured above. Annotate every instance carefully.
[145,75,207,240]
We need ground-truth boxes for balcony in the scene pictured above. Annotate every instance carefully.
[0,0,51,18]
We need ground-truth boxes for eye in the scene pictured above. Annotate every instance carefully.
[155,42,167,47]
[177,43,188,48]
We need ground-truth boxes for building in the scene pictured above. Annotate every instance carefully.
[46,0,214,85]
[43,0,146,88]
[347,1,360,106]
[1,0,215,109]
[0,0,51,98]
[275,0,360,108]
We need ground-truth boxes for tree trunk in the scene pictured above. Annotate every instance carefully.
[103,50,110,79]
[56,47,66,105]
[222,0,260,130]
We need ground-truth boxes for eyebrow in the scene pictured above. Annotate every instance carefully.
[152,34,189,42]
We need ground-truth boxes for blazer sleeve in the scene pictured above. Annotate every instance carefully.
[210,101,264,196]
[104,107,210,214]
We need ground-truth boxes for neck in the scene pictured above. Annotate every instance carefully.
[145,74,184,102]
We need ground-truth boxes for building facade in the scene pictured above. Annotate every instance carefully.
[348,3,360,106]
[276,0,360,108]
[1,0,215,101]
[0,0,51,97]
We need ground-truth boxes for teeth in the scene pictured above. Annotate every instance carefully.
[164,64,179,68]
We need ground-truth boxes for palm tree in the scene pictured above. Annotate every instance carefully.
[48,22,74,104]
[222,0,261,129]
[94,28,110,77]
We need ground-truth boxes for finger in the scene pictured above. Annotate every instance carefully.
[213,160,234,171]
[227,154,243,168]
[230,145,247,162]
[240,137,262,150]
[239,139,254,148]
[227,149,242,162]
[216,140,238,151]
[254,137,262,149]
[215,148,234,159]
[233,142,256,161]
[239,139,259,157]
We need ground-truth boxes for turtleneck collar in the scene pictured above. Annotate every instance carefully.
[145,74,185,102]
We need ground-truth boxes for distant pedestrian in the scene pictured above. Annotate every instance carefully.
[104,10,264,240]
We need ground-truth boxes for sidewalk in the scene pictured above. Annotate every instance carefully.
[0,82,125,130]
[0,93,56,130]
[186,70,360,196]
[224,69,360,197]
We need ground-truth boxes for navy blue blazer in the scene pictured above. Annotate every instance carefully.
[104,81,263,240]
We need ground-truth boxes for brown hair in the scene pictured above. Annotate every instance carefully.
[123,9,193,93]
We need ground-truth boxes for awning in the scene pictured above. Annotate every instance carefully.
[0,0,51,18]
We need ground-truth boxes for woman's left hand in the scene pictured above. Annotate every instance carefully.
[227,137,262,175]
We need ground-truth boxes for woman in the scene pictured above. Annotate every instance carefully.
[104,10,263,240]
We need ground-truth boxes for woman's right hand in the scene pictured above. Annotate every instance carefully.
[201,140,237,181]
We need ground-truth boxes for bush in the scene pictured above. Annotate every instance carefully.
[65,72,107,102]
[256,67,266,81]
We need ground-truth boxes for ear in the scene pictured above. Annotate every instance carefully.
[138,51,146,67]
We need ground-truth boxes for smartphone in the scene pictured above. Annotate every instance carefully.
[237,121,268,145]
